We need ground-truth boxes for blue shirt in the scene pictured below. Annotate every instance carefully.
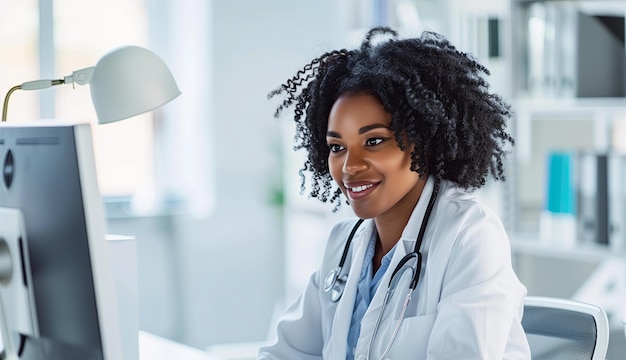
[346,237,396,360]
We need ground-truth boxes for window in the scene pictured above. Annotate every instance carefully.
[1,0,213,217]
[54,0,152,196]
[1,0,153,197]
[0,1,39,123]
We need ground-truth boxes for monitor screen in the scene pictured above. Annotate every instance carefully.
[0,121,124,359]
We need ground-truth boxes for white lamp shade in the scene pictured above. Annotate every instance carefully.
[89,46,181,124]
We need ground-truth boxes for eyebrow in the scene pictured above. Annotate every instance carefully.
[326,123,390,138]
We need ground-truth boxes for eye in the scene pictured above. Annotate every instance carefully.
[365,137,385,146]
[328,143,345,153]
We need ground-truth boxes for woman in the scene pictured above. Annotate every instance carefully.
[259,27,530,359]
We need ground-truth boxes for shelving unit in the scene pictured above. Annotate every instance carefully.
[504,2,626,338]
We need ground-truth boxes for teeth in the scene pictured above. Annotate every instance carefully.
[351,184,373,193]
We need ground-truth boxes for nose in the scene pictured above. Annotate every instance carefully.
[342,149,368,175]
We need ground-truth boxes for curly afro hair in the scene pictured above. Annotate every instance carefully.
[269,27,514,209]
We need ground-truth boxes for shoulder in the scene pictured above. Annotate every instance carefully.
[326,217,366,248]
[436,180,502,224]
[321,217,368,258]
[431,182,519,291]
[317,217,367,276]
[329,217,365,235]
[434,180,508,249]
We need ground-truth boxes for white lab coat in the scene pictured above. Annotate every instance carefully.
[259,177,531,359]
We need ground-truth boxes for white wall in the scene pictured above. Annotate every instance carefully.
[109,0,347,350]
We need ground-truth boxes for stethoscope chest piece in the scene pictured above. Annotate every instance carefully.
[324,267,347,303]
[323,267,339,292]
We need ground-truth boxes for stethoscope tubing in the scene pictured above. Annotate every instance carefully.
[323,218,365,295]
[368,290,413,360]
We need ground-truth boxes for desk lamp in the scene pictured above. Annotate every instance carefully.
[0,45,180,360]
[2,45,181,123]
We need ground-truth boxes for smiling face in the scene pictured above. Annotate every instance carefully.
[326,93,426,220]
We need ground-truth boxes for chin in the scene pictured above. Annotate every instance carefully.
[349,206,377,220]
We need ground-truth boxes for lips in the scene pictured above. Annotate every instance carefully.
[345,182,379,200]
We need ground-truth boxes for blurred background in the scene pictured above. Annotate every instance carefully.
[1,0,625,356]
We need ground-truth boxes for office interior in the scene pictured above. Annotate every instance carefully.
[1,0,626,358]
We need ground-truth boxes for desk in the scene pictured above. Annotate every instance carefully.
[139,331,217,360]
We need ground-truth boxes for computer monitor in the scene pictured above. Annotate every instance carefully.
[0,121,124,359]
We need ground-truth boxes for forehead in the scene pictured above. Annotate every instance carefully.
[327,93,391,130]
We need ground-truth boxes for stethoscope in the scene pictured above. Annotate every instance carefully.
[323,180,440,360]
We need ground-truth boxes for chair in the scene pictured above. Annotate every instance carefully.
[522,296,609,360]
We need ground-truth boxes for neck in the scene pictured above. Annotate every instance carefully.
[373,177,428,260]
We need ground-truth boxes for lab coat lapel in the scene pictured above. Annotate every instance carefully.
[328,220,374,359]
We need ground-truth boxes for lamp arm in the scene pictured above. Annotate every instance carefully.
[1,79,65,123]
[1,65,96,122]
[20,79,65,90]
[2,85,21,123]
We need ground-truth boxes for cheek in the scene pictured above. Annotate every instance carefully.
[328,157,343,185]
[381,155,420,187]
[380,151,413,173]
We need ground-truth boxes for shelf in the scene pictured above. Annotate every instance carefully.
[513,97,626,162]
[514,97,626,111]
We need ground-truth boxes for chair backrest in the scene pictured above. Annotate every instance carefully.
[522,296,609,360]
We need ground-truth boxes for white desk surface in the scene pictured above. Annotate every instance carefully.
[139,331,218,360]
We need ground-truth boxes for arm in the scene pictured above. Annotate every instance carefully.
[258,219,363,360]
[426,206,530,359]
[257,272,325,360]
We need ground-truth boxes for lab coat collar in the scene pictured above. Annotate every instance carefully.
[399,175,437,254]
